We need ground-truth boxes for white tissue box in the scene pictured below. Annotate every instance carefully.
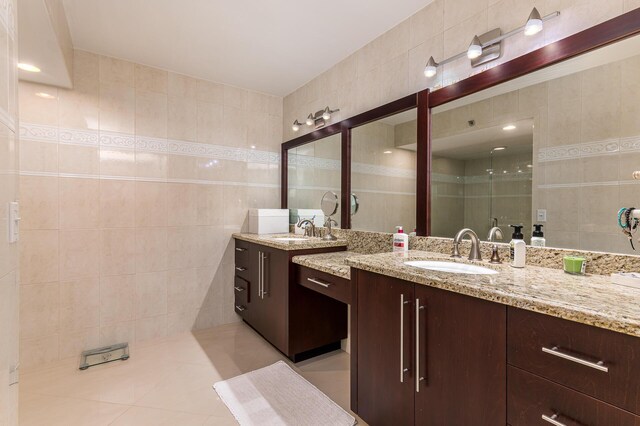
[248,209,289,234]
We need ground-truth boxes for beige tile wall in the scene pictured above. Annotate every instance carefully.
[0,0,19,424]
[18,50,283,369]
[283,0,635,141]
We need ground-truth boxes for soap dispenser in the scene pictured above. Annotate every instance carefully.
[393,226,409,253]
[531,224,545,247]
[509,225,526,268]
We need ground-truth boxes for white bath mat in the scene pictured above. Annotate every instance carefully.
[213,360,356,426]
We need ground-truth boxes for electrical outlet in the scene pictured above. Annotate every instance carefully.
[537,209,547,223]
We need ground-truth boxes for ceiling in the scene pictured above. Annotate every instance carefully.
[60,0,434,96]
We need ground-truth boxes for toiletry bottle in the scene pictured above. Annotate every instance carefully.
[393,226,409,253]
[512,239,526,268]
[509,225,524,262]
[410,228,417,237]
[531,224,545,247]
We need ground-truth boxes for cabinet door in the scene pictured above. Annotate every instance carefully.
[356,271,414,426]
[414,285,506,425]
[255,246,289,353]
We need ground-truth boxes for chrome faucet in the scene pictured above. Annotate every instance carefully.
[452,228,482,261]
[297,217,316,237]
[487,226,504,264]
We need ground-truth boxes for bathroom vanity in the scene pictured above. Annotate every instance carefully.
[345,251,640,426]
[233,234,348,361]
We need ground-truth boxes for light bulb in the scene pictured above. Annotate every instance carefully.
[503,125,516,131]
[322,107,331,121]
[306,114,314,126]
[467,36,483,59]
[292,120,301,132]
[525,7,543,36]
[424,56,438,78]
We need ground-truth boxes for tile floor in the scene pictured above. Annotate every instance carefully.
[18,322,362,425]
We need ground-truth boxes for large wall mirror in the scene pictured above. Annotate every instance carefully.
[287,133,342,227]
[430,33,640,255]
[351,109,417,233]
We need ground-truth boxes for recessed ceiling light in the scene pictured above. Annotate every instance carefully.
[35,92,55,99]
[527,164,533,168]
[18,63,41,73]
[503,125,516,131]
[250,145,256,149]
[492,146,507,151]
[383,150,392,154]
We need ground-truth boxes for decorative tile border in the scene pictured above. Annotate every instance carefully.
[538,180,637,189]
[538,136,640,163]
[20,123,280,165]
[19,170,280,189]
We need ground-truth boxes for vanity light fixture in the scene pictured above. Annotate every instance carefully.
[18,63,41,72]
[306,114,315,126]
[423,8,559,79]
[503,124,516,131]
[524,7,544,36]
[424,56,438,77]
[293,106,341,131]
[467,36,483,59]
[322,107,332,120]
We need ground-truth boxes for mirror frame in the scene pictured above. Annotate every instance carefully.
[282,7,640,236]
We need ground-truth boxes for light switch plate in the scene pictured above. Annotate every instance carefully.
[7,201,19,243]
[537,209,547,222]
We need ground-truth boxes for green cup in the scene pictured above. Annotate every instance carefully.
[563,256,586,275]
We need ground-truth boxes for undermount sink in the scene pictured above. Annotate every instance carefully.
[404,260,498,275]
[271,236,309,241]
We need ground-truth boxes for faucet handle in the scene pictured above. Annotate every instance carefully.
[489,244,502,264]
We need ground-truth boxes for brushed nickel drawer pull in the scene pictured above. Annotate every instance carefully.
[307,277,331,288]
[416,299,425,393]
[542,414,567,426]
[235,247,246,252]
[542,346,609,372]
[235,305,246,312]
[235,266,247,272]
[234,286,245,292]
[400,294,409,383]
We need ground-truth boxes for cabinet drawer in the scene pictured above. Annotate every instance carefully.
[298,266,351,304]
[508,308,640,414]
[234,240,250,268]
[234,276,250,316]
[508,366,640,426]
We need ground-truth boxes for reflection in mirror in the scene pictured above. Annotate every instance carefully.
[431,34,640,254]
[288,134,341,228]
[350,193,359,216]
[351,109,417,233]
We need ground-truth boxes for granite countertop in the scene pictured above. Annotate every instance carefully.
[292,251,355,279]
[345,250,640,338]
[233,233,347,251]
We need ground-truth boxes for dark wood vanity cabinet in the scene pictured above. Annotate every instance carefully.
[234,238,347,361]
[352,269,507,426]
[507,308,640,423]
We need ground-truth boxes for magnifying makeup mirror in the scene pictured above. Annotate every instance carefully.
[320,191,339,241]
[321,191,339,217]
